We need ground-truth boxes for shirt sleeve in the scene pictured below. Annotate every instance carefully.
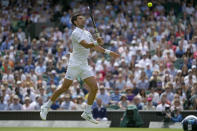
[72,31,86,44]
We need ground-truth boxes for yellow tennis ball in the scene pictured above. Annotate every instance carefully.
[147,2,152,7]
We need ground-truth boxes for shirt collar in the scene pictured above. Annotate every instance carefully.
[76,27,85,31]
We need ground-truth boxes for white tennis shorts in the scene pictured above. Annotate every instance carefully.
[65,65,94,80]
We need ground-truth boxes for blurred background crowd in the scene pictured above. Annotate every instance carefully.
[0,0,197,120]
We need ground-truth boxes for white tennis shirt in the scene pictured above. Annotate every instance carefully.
[68,27,94,67]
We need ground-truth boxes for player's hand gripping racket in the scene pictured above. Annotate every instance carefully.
[87,0,100,38]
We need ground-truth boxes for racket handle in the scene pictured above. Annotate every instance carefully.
[96,32,100,38]
[95,28,100,38]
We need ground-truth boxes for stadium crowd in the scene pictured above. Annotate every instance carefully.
[0,0,197,120]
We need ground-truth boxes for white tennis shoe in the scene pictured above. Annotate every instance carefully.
[81,111,99,124]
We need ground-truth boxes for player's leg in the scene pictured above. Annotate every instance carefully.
[51,78,73,102]
[81,76,99,124]
[40,78,73,120]
[84,76,98,106]
[40,66,76,120]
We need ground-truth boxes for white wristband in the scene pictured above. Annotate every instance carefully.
[104,49,111,55]
[93,41,99,46]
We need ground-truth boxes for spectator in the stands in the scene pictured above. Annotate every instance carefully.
[0,96,8,110]
[60,94,76,110]
[93,98,107,121]
[110,88,121,104]
[156,94,170,111]
[96,86,111,107]
[118,94,130,110]
[9,95,22,110]
[133,96,143,110]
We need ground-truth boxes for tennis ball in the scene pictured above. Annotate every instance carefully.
[147,2,152,7]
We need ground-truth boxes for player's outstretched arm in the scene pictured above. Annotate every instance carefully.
[93,45,120,59]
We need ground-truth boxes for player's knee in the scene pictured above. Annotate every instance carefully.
[58,85,68,92]
[61,82,71,91]
[61,86,68,92]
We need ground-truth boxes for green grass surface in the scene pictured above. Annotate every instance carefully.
[0,128,183,131]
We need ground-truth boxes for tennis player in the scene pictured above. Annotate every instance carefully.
[40,13,120,124]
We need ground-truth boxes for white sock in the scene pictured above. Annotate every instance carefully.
[85,104,92,113]
[45,100,53,108]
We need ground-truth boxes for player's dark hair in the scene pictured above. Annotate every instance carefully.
[71,13,83,26]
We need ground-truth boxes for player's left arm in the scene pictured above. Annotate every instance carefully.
[93,45,120,58]
[90,34,120,58]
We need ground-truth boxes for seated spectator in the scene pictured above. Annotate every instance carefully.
[131,82,139,95]
[23,74,35,88]
[39,87,48,103]
[145,63,153,80]
[23,87,36,103]
[126,73,134,88]
[149,71,161,89]
[138,89,147,104]
[0,96,8,110]
[175,42,185,58]
[75,96,86,110]
[176,88,186,102]
[163,74,172,87]
[181,64,188,77]
[1,39,12,51]
[184,71,196,87]
[51,100,60,110]
[133,96,143,110]
[29,95,39,110]
[137,71,149,90]
[149,87,160,106]
[110,88,121,104]
[22,97,34,110]
[190,82,197,104]
[168,64,177,78]
[9,95,22,110]
[17,28,26,43]
[34,96,43,110]
[60,94,76,110]
[115,74,126,90]
[118,94,130,110]
[46,60,55,72]
[172,94,183,105]
[173,76,182,90]
[163,50,176,65]
[96,86,110,107]
[35,60,46,76]
[56,61,66,74]
[160,83,174,103]
[156,94,170,111]
[72,86,84,100]
[92,99,107,121]
[146,96,156,110]
[171,98,183,111]
[125,87,135,102]
[0,86,10,104]
[24,57,35,73]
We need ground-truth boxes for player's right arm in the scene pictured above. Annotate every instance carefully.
[72,31,95,49]
[79,40,95,49]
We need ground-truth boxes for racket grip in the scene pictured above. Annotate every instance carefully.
[96,32,100,38]
[95,28,100,38]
